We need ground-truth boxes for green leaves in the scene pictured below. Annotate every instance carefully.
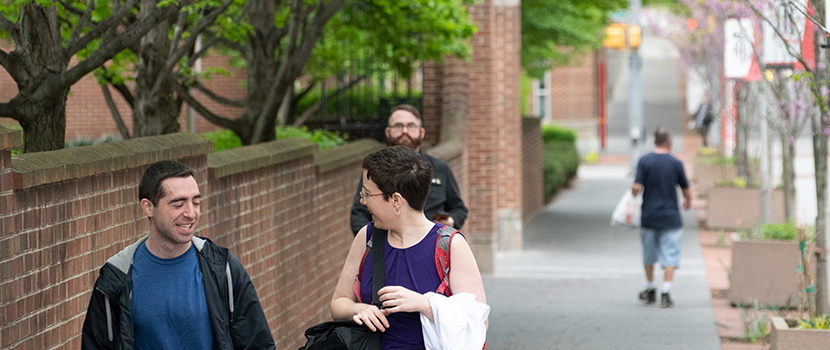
[521,0,627,77]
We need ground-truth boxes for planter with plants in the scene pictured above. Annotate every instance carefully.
[693,149,737,199]
[707,178,785,230]
[730,223,815,308]
[766,225,829,349]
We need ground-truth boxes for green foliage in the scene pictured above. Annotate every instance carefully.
[295,85,422,122]
[542,140,580,202]
[200,126,348,152]
[520,72,532,116]
[753,222,814,242]
[541,125,577,143]
[521,0,627,78]
[737,302,769,343]
[696,155,735,166]
[796,315,830,330]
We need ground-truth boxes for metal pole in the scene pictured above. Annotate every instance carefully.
[628,0,643,172]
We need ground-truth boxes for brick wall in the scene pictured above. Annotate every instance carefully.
[522,118,544,223]
[0,127,383,350]
[548,52,598,122]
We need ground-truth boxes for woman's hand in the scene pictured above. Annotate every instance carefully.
[378,286,431,316]
[353,303,390,332]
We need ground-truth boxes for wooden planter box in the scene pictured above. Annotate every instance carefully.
[730,240,814,307]
[707,187,785,230]
[770,316,830,350]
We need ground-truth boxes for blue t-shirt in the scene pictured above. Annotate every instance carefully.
[131,242,213,350]
[635,152,689,230]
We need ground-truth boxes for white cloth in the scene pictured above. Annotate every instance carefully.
[420,292,490,350]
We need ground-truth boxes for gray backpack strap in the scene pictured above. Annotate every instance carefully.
[226,262,234,314]
[435,226,457,296]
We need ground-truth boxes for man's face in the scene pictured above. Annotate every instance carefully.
[385,110,424,149]
[142,176,201,247]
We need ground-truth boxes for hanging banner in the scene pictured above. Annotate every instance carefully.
[763,0,807,67]
[724,18,756,79]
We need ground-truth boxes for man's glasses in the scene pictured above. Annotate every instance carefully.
[388,123,421,131]
[360,187,385,200]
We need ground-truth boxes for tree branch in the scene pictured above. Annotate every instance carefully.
[70,0,95,44]
[66,0,140,57]
[190,80,247,107]
[0,12,19,38]
[741,0,813,74]
[0,102,20,120]
[291,75,366,127]
[100,83,131,139]
[46,2,176,99]
[0,49,10,69]
[171,82,237,129]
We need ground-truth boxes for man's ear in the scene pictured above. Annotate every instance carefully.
[385,127,393,140]
[140,198,155,218]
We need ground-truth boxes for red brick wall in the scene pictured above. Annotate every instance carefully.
[495,3,522,212]
[522,117,543,223]
[548,52,598,121]
[0,128,382,350]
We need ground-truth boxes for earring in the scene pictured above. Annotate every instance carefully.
[394,207,400,215]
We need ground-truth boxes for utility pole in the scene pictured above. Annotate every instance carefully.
[628,0,644,172]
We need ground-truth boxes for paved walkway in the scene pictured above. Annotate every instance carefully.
[482,163,721,349]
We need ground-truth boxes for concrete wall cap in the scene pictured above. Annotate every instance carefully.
[0,126,23,150]
[11,132,212,189]
[208,137,318,179]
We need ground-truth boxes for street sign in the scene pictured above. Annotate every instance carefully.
[724,19,756,79]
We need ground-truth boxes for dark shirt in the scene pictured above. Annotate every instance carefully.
[635,152,689,230]
[350,152,468,235]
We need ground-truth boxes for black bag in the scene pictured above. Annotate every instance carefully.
[298,229,387,350]
[298,320,382,350]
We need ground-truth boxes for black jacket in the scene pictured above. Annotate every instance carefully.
[81,236,276,350]
[350,152,468,235]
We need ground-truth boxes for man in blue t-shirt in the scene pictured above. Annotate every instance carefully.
[82,161,275,350]
[632,127,691,308]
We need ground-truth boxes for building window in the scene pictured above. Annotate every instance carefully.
[532,71,552,123]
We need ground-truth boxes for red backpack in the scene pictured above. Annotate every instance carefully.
[354,224,459,303]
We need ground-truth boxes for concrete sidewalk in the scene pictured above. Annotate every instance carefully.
[482,164,720,349]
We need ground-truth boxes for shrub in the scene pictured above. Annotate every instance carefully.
[541,125,577,143]
[753,221,814,242]
[543,140,579,202]
[200,126,348,152]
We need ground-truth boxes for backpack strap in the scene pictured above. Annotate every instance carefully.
[354,224,386,306]
[435,225,458,296]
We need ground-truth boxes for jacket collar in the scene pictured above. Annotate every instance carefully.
[106,235,208,275]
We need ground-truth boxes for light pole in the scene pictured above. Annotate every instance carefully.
[628,0,644,172]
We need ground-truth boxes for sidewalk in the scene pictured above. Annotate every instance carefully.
[482,134,721,349]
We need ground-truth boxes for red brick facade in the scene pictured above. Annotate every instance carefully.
[533,51,599,123]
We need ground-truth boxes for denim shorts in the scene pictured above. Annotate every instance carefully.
[640,227,683,268]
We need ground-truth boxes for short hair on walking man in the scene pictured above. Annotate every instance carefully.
[81,160,276,350]
[631,126,691,308]
[349,104,468,235]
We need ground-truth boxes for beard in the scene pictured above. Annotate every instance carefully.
[388,134,423,149]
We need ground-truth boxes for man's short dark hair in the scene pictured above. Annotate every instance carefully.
[390,104,422,123]
[362,146,432,210]
[654,126,673,147]
[139,161,195,206]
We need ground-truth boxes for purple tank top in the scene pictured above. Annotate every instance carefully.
[360,223,443,350]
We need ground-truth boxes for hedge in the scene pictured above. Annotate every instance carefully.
[542,126,579,203]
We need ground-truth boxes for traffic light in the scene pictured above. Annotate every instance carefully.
[603,23,641,50]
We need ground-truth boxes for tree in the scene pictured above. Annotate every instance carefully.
[520,0,627,78]
[0,0,180,153]
[176,0,475,145]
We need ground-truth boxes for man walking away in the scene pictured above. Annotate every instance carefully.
[81,160,275,350]
[632,127,691,308]
[349,104,467,235]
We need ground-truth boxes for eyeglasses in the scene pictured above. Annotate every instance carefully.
[360,187,385,200]
[388,123,421,131]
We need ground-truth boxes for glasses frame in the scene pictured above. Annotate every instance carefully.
[388,123,422,131]
[360,187,385,200]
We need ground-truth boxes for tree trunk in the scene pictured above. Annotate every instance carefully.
[782,135,795,221]
[17,97,68,152]
[735,85,751,183]
[813,123,828,314]
[133,0,180,137]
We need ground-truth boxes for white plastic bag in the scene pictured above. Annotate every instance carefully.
[420,292,489,350]
[611,190,642,227]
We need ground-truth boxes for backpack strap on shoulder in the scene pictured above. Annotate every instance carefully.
[354,224,373,303]
[435,225,458,296]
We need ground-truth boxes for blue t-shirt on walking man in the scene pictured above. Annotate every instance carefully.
[635,153,690,230]
[131,242,213,350]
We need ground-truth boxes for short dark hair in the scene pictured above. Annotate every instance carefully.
[654,126,673,147]
[139,161,195,206]
[389,104,422,123]
[362,146,432,211]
